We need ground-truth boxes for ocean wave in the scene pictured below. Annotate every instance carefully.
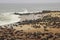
[0,12,20,25]
[0,9,42,25]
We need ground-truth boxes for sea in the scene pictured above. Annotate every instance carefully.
[0,3,60,25]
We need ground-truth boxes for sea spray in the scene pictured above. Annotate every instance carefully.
[0,12,20,25]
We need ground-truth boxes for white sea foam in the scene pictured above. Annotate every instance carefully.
[0,12,20,25]
[17,9,34,14]
[0,9,29,26]
[0,9,42,26]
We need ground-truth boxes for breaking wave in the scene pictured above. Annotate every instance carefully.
[0,12,21,26]
[0,9,37,26]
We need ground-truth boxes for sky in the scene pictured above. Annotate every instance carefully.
[0,0,60,4]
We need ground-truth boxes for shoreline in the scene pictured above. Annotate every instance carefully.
[0,10,60,40]
[0,10,60,26]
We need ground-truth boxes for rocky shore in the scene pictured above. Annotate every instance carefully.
[0,10,60,40]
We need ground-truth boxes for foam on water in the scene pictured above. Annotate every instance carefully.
[17,9,33,14]
[0,12,21,25]
[0,9,41,26]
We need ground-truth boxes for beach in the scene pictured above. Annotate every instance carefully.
[0,11,60,40]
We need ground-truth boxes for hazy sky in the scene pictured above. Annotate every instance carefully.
[0,0,60,4]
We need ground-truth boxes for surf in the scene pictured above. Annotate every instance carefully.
[0,12,20,26]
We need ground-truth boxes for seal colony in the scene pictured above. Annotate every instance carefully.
[0,10,60,40]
